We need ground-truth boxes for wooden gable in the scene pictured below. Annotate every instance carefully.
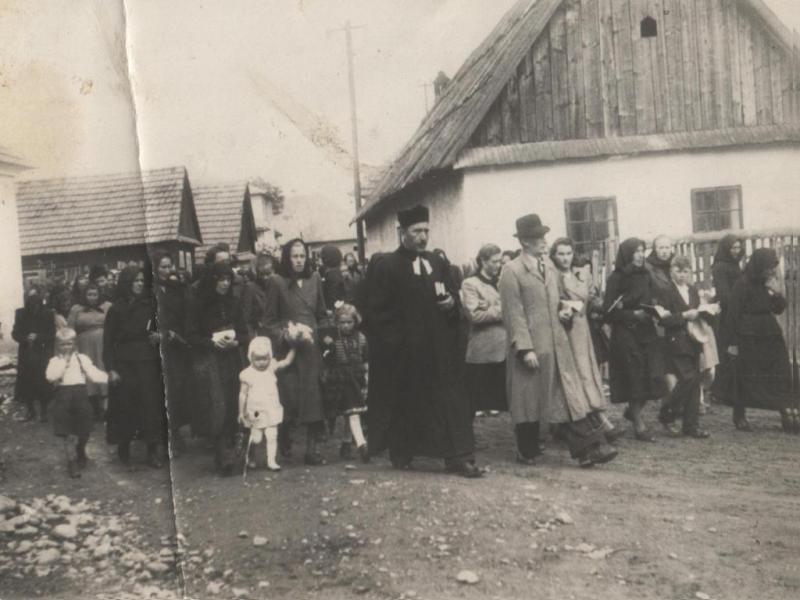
[177,178,203,245]
[237,186,257,254]
[469,0,800,148]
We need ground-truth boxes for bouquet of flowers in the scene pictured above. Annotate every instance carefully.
[284,321,314,347]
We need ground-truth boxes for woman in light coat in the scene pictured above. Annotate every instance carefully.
[550,238,622,442]
[460,244,507,416]
[499,214,616,467]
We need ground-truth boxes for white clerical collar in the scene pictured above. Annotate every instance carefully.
[412,256,431,276]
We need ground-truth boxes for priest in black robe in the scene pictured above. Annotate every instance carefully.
[361,204,482,478]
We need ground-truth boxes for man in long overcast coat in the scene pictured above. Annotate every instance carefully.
[361,204,482,478]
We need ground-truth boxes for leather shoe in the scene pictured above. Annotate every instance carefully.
[733,417,753,432]
[585,443,618,465]
[451,461,483,478]
[515,452,537,466]
[683,429,710,439]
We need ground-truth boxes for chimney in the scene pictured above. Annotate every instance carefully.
[434,71,451,100]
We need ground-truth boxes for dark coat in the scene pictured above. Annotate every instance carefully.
[604,242,666,405]
[322,267,347,309]
[155,278,192,428]
[657,282,702,380]
[185,287,248,437]
[12,306,55,403]
[715,276,792,411]
[362,246,474,459]
[103,293,164,444]
[262,272,327,424]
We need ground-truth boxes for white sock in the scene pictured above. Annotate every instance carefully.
[349,415,366,448]
[265,427,279,469]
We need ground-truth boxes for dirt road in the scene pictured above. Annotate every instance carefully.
[2,379,799,600]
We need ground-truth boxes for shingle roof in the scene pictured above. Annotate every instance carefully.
[193,182,256,257]
[455,124,800,169]
[16,166,199,256]
[357,0,800,221]
[356,0,561,219]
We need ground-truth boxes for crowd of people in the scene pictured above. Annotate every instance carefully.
[9,205,799,480]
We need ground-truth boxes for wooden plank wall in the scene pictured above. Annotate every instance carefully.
[470,0,800,148]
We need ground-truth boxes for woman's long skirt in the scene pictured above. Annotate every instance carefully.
[278,341,324,425]
[106,359,166,445]
[190,348,241,438]
[464,361,507,412]
[714,334,794,412]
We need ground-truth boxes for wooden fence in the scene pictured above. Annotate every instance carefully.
[590,228,800,392]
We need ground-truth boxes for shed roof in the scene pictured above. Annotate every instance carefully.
[193,182,257,258]
[358,0,800,221]
[16,166,201,257]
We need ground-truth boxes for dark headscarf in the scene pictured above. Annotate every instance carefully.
[320,245,343,269]
[646,236,673,275]
[114,266,147,302]
[89,264,108,283]
[714,234,743,264]
[614,238,647,274]
[744,248,778,284]
[279,238,312,280]
[198,262,235,300]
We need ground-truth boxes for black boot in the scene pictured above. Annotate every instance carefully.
[76,440,88,469]
[146,443,164,468]
[39,400,49,423]
[117,442,131,465]
[514,422,540,465]
[89,396,104,422]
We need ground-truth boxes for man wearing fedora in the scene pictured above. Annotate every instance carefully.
[499,214,617,467]
[360,204,482,478]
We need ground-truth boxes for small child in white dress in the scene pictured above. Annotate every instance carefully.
[238,337,295,471]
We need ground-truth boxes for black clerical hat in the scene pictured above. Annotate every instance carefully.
[398,204,429,228]
[514,214,550,240]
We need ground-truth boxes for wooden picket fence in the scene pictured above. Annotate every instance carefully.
[589,227,800,393]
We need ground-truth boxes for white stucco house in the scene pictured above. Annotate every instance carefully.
[0,145,31,341]
[356,0,800,267]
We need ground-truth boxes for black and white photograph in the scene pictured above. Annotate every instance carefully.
[1,1,800,598]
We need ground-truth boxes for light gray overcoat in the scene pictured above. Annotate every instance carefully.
[498,252,592,425]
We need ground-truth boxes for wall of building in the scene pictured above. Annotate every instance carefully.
[0,175,24,340]
[364,171,465,259]
[459,144,800,265]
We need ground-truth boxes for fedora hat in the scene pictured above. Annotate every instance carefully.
[514,214,550,239]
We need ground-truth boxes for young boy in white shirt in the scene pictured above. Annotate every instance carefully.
[45,328,109,478]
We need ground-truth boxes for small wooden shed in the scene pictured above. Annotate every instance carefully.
[16,166,202,283]
[192,182,258,265]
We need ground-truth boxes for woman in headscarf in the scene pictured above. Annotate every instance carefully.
[186,262,249,475]
[604,238,666,441]
[718,248,797,433]
[103,266,166,467]
[152,250,192,454]
[645,235,674,300]
[263,238,328,465]
[711,235,745,423]
[460,243,507,417]
[551,238,622,442]
[70,272,91,309]
[12,285,56,421]
[67,282,112,421]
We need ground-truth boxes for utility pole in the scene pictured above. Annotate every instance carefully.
[330,20,367,263]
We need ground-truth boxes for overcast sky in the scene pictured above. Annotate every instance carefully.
[2,0,800,215]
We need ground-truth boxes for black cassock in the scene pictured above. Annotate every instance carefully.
[362,246,474,461]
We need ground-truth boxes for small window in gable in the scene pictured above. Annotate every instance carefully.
[641,16,658,38]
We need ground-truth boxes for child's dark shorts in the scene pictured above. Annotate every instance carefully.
[52,385,93,439]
